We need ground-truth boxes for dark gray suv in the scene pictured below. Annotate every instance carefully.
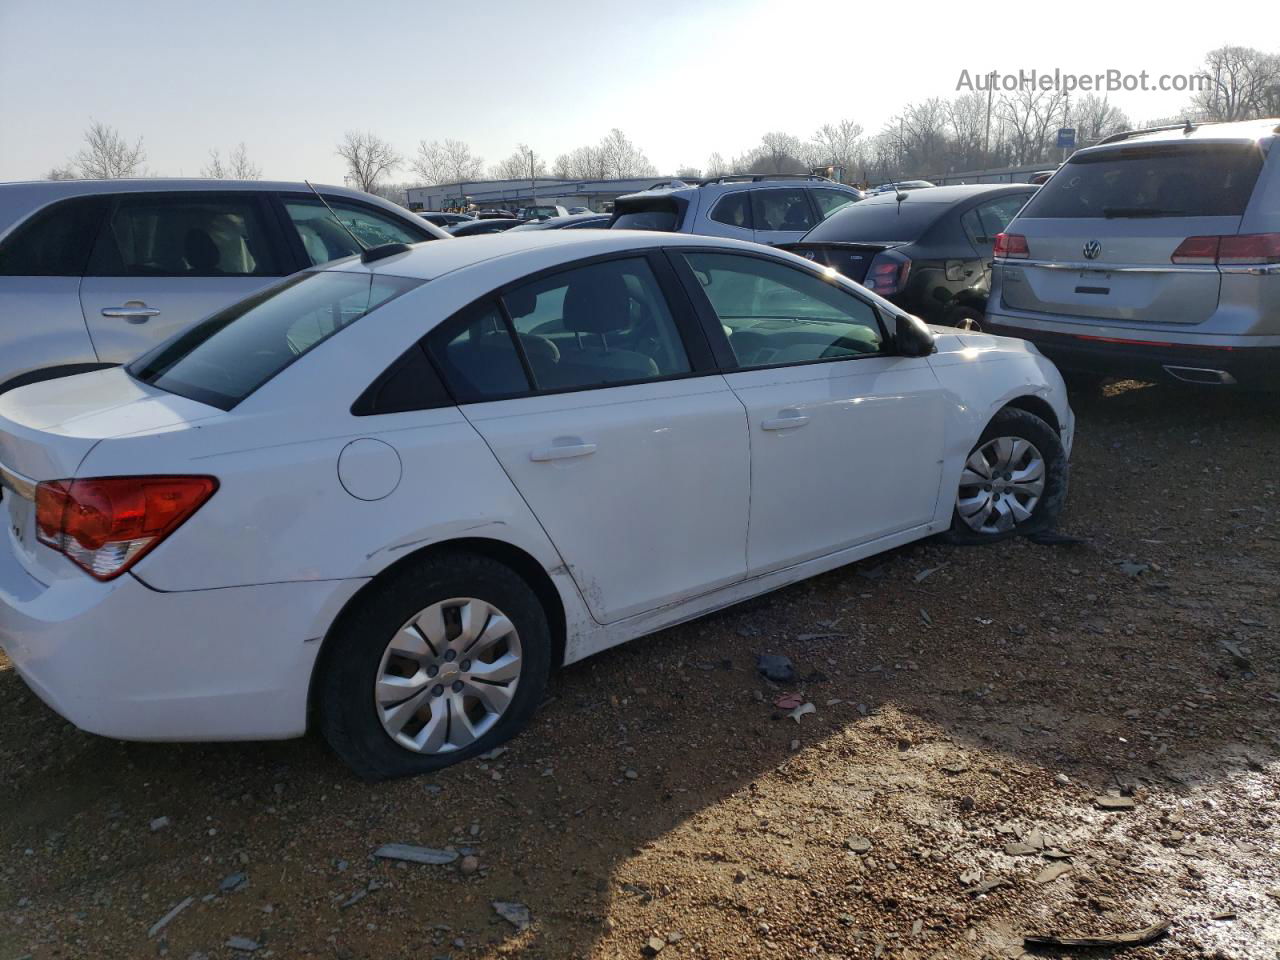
[984,118,1280,389]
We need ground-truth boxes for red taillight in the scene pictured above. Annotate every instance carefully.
[1171,232,1280,265]
[865,256,911,295]
[34,476,217,580]
[1171,236,1220,264]
[1218,233,1280,264]
[994,233,1029,258]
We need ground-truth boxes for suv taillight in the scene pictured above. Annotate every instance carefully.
[865,256,912,295]
[1172,233,1280,265]
[993,233,1029,258]
[35,476,217,580]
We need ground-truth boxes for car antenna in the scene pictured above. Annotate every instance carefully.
[304,180,412,264]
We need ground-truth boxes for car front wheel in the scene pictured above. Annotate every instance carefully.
[943,407,1068,545]
[317,552,551,780]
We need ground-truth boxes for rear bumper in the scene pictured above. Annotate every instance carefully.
[984,314,1280,390]
[0,541,365,741]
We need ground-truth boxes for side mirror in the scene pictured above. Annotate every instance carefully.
[894,313,936,357]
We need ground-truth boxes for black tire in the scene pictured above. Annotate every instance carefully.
[317,552,551,781]
[942,407,1068,546]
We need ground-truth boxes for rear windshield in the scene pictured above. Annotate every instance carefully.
[1019,143,1264,219]
[803,199,947,243]
[612,197,682,231]
[129,270,421,410]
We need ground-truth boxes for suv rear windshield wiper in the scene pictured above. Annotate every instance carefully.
[1102,207,1184,218]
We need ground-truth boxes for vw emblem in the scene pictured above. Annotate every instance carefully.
[1082,240,1101,260]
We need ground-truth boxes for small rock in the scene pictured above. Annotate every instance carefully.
[1054,773,1071,786]
[1094,795,1136,811]
[643,936,666,955]
[460,855,480,875]
[756,654,796,683]
[625,769,639,780]
[1036,863,1072,883]
[479,746,508,761]
[219,872,248,893]
[225,936,259,952]
[150,816,171,832]
[666,931,684,943]
[373,844,458,865]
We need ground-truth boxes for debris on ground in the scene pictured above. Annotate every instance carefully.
[147,896,193,938]
[756,653,796,683]
[786,702,816,723]
[372,843,458,865]
[1023,919,1171,949]
[492,900,532,931]
[224,936,260,952]
[1094,795,1137,810]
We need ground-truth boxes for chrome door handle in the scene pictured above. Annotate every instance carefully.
[530,441,598,462]
[101,302,160,323]
[761,413,809,431]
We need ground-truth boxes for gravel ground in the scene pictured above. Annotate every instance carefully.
[2,380,1278,960]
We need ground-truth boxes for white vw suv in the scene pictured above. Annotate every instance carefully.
[0,230,1072,779]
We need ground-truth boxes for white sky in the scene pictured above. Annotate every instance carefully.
[1,0,1275,184]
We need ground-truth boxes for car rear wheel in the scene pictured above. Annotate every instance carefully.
[949,306,984,331]
[943,407,1067,545]
[317,552,551,780]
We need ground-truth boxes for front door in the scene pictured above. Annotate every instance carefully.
[425,254,750,624]
[78,192,287,363]
[673,249,946,575]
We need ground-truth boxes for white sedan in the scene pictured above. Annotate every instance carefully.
[0,230,1073,779]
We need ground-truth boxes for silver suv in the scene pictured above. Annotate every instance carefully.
[0,179,447,392]
[985,118,1280,389]
[610,174,864,246]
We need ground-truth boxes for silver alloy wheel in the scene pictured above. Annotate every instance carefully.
[374,597,522,754]
[956,436,1046,535]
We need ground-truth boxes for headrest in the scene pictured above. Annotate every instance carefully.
[561,269,632,335]
[184,229,220,271]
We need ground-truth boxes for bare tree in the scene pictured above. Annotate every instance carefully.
[412,138,484,185]
[1072,95,1131,146]
[898,98,950,172]
[553,145,605,179]
[996,89,1067,165]
[336,131,402,193]
[46,166,78,180]
[553,130,656,180]
[946,93,988,169]
[748,132,808,174]
[811,119,864,179]
[674,166,702,180]
[705,152,730,178]
[490,144,546,181]
[1192,45,1280,121]
[71,120,146,179]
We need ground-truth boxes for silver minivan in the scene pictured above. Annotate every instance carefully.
[984,118,1279,389]
[0,179,448,392]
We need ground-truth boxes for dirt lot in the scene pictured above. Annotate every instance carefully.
[2,380,1278,960]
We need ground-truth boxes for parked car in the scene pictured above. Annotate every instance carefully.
[0,230,1072,779]
[783,184,1037,329]
[419,211,474,227]
[610,174,864,246]
[476,210,517,220]
[508,213,612,231]
[0,179,448,393]
[517,204,569,221]
[867,180,935,195]
[985,118,1280,389]
[566,206,592,215]
[449,218,528,237]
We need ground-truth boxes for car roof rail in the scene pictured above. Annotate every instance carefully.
[1094,117,1250,146]
[699,173,837,186]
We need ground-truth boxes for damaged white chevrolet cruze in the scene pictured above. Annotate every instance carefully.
[0,230,1073,779]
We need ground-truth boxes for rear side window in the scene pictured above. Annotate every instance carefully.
[129,271,420,409]
[811,189,859,220]
[709,193,752,229]
[1019,143,1264,219]
[0,196,108,276]
[429,301,532,403]
[88,194,282,277]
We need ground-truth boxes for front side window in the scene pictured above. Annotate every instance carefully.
[0,196,109,276]
[709,193,752,229]
[751,189,816,233]
[285,198,427,265]
[682,252,884,368]
[811,188,858,220]
[88,194,281,277]
[130,271,420,409]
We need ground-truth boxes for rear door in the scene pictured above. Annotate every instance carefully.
[0,195,109,389]
[751,188,818,246]
[672,249,946,575]
[78,192,290,364]
[425,252,750,624]
[1001,142,1265,324]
